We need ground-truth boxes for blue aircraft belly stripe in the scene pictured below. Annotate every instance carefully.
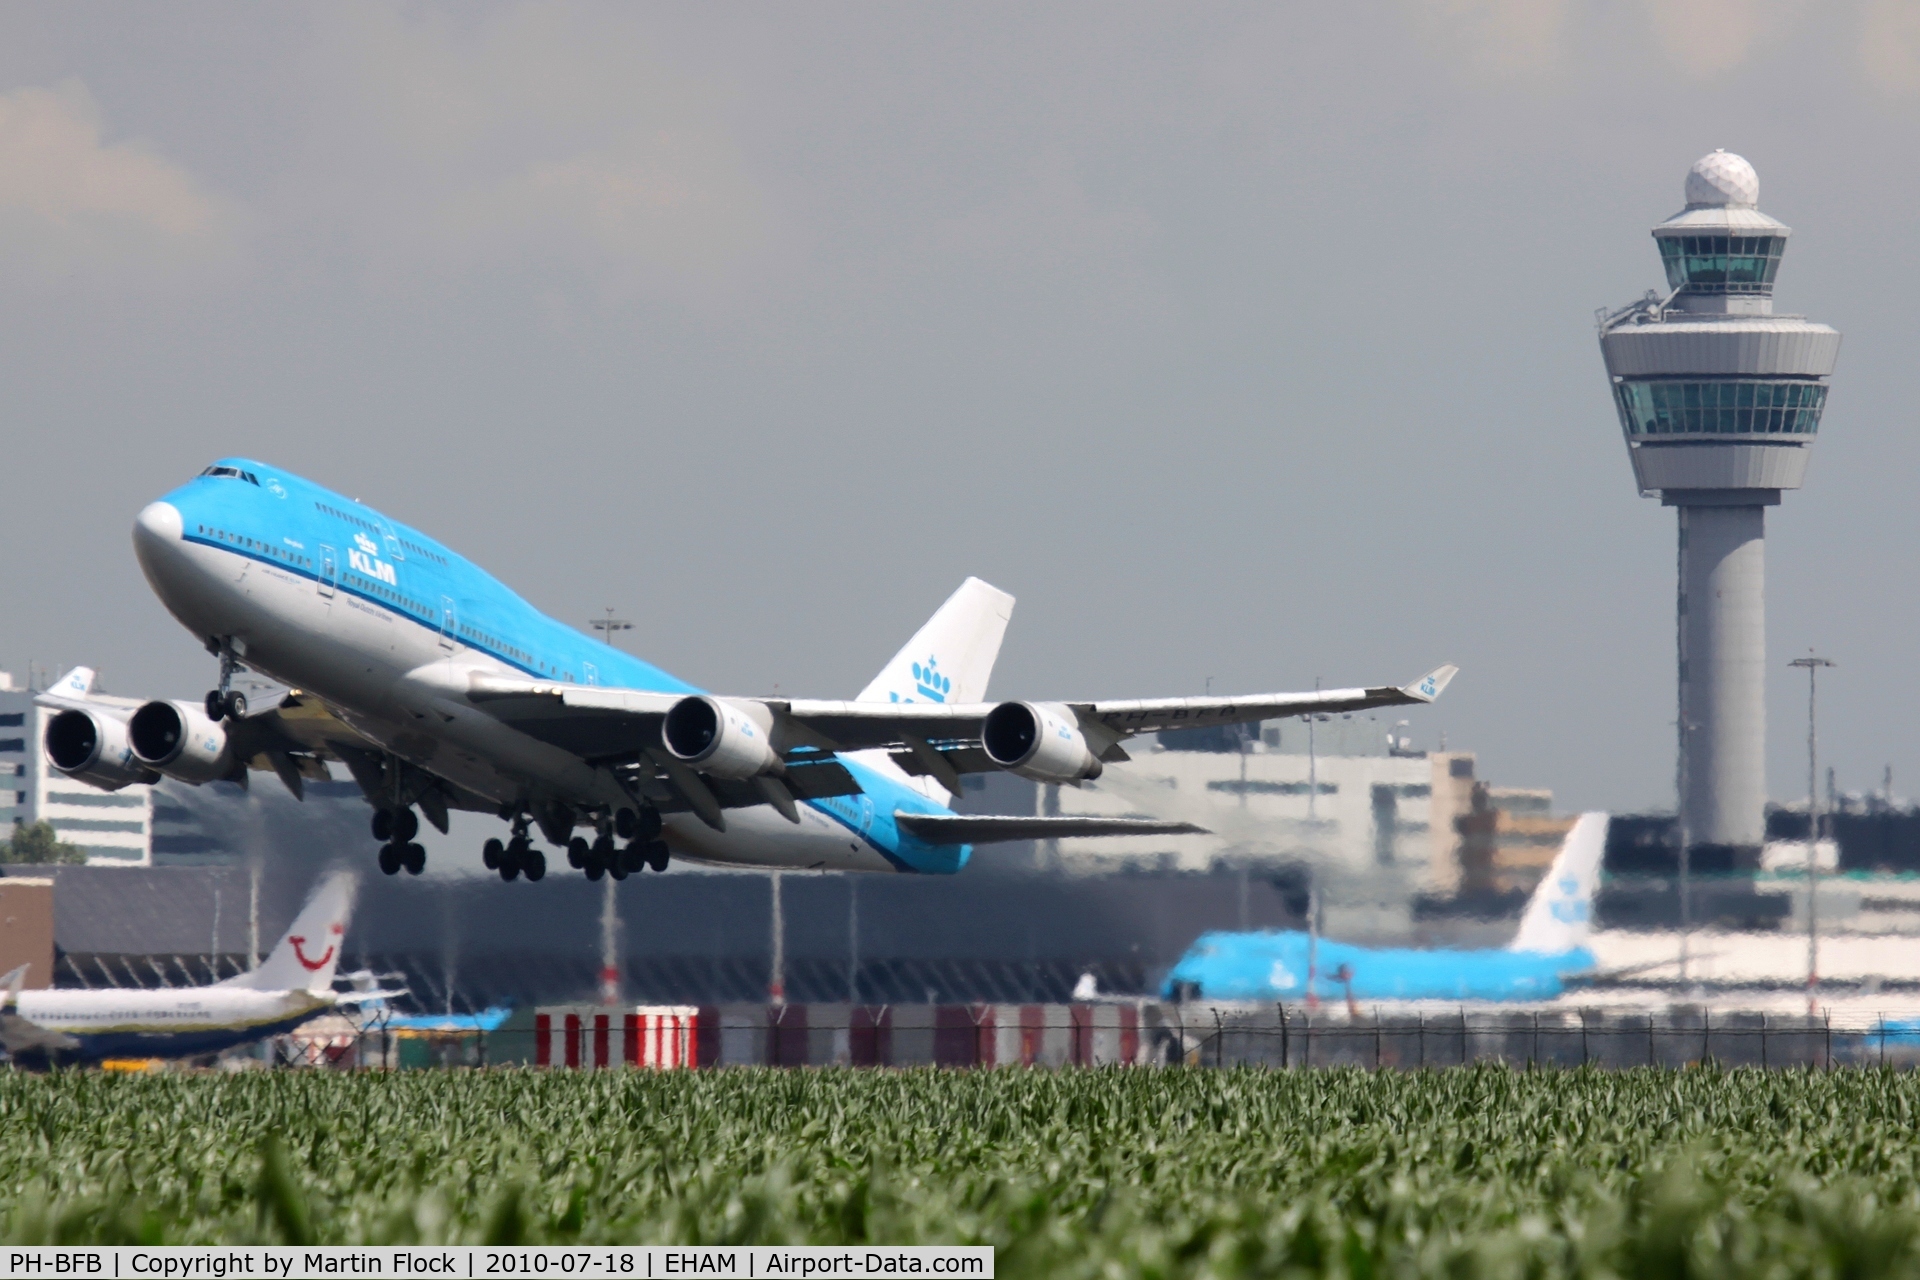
[17,1011,321,1065]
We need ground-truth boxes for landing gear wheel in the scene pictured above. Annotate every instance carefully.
[638,808,663,840]
[482,837,504,870]
[392,808,419,843]
[223,691,247,720]
[372,809,395,842]
[499,858,520,882]
[584,861,604,881]
[508,836,531,869]
[404,843,426,875]
[619,842,646,874]
[522,849,546,882]
[646,839,670,873]
[205,690,226,722]
[567,837,590,870]
[615,808,638,840]
[608,858,628,881]
[377,844,401,876]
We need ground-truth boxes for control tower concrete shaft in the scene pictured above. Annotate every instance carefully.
[1598,152,1841,861]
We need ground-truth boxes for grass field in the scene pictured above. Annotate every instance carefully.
[7,1066,1920,1276]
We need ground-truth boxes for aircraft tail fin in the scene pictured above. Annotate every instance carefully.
[224,871,356,994]
[1508,812,1608,954]
[43,667,97,701]
[856,577,1015,707]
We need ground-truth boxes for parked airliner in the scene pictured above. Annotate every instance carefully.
[1162,813,1608,1003]
[39,459,1455,883]
[0,873,381,1064]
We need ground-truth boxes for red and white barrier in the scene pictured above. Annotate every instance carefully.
[534,1005,699,1068]
[535,1001,1165,1068]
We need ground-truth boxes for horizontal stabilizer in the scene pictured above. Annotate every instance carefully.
[893,813,1207,845]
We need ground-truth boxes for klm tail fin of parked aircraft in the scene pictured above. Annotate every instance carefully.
[223,872,356,993]
[1507,812,1608,955]
[856,577,1015,706]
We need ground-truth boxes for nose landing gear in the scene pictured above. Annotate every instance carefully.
[204,642,248,722]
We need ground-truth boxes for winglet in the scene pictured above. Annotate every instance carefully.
[1402,664,1458,703]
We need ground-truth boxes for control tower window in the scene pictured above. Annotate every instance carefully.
[1614,379,1826,436]
[1656,234,1784,294]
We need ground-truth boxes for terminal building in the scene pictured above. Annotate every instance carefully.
[0,673,153,865]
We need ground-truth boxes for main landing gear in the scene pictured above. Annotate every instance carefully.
[569,807,669,880]
[482,812,546,883]
[204,641,247,722]
[373,806,425,876]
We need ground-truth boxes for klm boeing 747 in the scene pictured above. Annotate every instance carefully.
[39,460,1456,883]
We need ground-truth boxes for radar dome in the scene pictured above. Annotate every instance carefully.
[1685,150,1759,209]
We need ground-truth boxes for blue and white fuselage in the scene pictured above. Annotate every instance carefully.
[132,460,964,874]
[1163,813,1611,1004]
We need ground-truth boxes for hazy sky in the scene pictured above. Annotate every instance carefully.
[2,2,1917,815]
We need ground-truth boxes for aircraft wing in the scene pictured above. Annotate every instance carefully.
[780,664,1457,754]
[461,665,1456,819]
[893,813,1208,845]
[466,665,1455,759]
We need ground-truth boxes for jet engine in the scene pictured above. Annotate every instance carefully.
[128,700,236,784]
[982,701,1103,784]
[43,708,158,791]
[662,696,781,779]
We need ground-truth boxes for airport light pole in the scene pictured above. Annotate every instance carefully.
[1676,713,1693,984]
[769,872,786,1005]
[1789,652,1834,1015]
[590,609,633,650]
[588,608,634,1007]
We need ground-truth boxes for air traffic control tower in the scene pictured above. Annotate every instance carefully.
[1598,151,1841,863]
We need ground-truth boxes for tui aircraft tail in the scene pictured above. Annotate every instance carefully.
[856,577,1015,707]
[1507,812,1608,955]
[222,871,356,994]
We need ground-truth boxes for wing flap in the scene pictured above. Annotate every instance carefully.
[893,813,1208,845]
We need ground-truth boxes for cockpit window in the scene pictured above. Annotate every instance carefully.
[199,466,260,485]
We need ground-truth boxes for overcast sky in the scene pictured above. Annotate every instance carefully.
[1,2,1916,815]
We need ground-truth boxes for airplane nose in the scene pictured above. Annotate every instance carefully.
[134,501,183,551]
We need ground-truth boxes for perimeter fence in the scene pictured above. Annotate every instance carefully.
[267,1002,1920,1072]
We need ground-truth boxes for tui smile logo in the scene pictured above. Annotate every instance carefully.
[290,937,334,971]
[290,922,344,972]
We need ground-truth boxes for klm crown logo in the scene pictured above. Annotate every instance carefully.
[912,656,952,702]
[888,655,953,704]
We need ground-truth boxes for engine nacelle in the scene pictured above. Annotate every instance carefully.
[43,708,157,791]
[982,701,1103,784]
[662,696,780,779]
[128,700,235,784]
